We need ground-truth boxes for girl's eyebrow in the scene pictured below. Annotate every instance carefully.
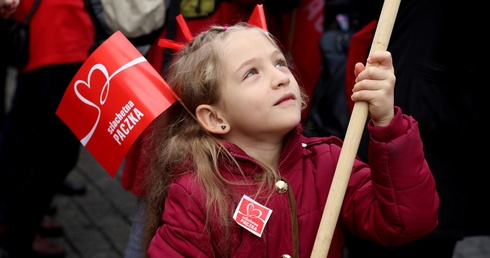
[271,50,284,59]
[235,49,282,72]
[234,58,256,75]
[232,48,284,77]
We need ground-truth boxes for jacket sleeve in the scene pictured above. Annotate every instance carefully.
[340,106,439,246]
[148,179,214,257]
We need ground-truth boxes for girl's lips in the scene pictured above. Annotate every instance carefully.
[274,93,296,106]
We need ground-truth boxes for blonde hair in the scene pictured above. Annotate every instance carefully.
[142,23,309,256]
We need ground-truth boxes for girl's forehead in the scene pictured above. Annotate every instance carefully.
[219,29,281,75]
[222,29,274,53]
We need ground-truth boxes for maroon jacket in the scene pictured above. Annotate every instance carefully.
[148,107,439,257]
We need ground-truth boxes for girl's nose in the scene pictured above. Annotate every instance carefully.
[271,68,290,88]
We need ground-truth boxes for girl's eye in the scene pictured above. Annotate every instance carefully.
[245,69,258,78]
[275,59,287,68]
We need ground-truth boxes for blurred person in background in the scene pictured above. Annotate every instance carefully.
[0,0,95,257]
[0,0,19,18]
[307,0,486,257]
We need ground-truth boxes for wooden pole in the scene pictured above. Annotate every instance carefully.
[310,0,401,257]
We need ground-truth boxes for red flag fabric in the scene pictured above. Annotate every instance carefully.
[56,31,178,177]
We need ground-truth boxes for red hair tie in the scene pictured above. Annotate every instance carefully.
[158,4,267,51]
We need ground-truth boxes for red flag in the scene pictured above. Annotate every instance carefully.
[56,31,178,177]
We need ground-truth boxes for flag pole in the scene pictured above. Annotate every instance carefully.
[310,0,401,257]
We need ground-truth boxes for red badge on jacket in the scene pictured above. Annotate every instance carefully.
[233,195,273,237]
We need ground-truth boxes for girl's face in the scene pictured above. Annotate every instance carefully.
[218,29,302,145]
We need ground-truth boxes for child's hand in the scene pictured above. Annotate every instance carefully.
[351,51,395,126]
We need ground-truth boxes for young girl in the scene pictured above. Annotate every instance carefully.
[142,23,439,257]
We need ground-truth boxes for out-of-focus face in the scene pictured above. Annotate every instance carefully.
[0,0,19,19]
[218,29,302,145]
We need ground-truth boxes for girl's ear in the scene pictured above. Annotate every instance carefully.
[195,104,230,135]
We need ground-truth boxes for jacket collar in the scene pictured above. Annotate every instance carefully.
[220,125,304,177]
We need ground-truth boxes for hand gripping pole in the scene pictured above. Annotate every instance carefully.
[310,1,401,257]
